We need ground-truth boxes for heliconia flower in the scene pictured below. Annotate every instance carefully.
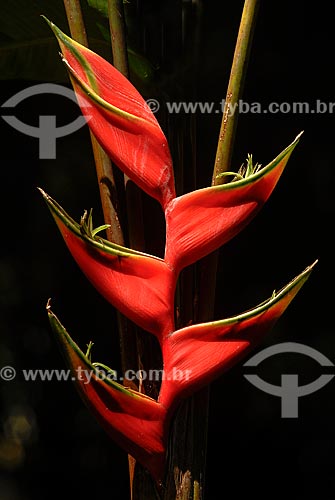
[39,189,176,339]
[164,133,302,273]
[43,17,176,211]
[40,17,317,485]
[158,260,317,409]
[47,304,168,481]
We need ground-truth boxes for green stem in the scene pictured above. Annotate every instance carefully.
[199,0,260,336]
[196,4,259,493]
[90,141,125,245]
[108,0,130,78]
[107,0,145,252]
[63,0,125,245]
[106,3,155,499]
[212,0,259,184]
[63,0,88,43]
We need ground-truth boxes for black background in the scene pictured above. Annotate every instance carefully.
[1,1,334,499]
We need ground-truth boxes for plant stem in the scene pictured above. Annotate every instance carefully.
[162,3,210,499]
[194,3,259,498]
[63,0,125,245]
[200,0,260,335]
[107,2,159,499]
[108,0,146,252]
[108,0,130,78]
[63,0,88,42]
[212,0,259,183]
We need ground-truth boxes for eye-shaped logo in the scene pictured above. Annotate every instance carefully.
[243,342,334,418]
[1,83,89,159]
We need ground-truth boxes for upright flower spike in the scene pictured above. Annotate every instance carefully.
[164,133,302,273]
[158,261,317,409]
[43,18,176,211]
[39,189,176,339]
[47,305,168,481]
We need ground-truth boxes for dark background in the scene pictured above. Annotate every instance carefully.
[0,1,334,499]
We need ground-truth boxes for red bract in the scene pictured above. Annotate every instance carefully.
[42,19,317,485]
[40,189,176,339]
[164,133,302,273]
[158,261,317,409]
[47,261,316,481]
[48,306,168,481]
[43,18,176,211]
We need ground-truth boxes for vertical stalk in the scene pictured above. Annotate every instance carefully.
[108,0,129,77]
[212,0,259,182]
[63,0,88,41]
[199,0,259,334]
[63,0,125,245]
[107,0,145,252]
[164,3,209,500]
[107,2,159,499]
[193,2,259,499]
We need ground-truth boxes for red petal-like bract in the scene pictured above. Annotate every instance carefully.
[42,17,315,483]
[40,190,176,339]
[164,133,302,273]
[47,308,168,481]
[159,261,316,409]
[44,18,176,211]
